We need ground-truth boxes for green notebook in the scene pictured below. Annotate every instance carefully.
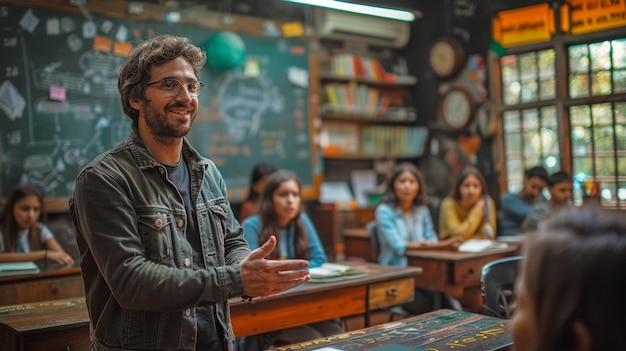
[0,261,40,276]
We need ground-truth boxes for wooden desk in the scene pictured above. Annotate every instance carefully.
[310,206,375,261]
[0,298,90,351]
[406,247,518,312]
[275,308,512,350]
[231,262,421,336]
[0,262,84,306]
[342,227,376,262]
[0,263,421,348]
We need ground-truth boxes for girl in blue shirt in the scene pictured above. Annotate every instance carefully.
[241,169,342,350]
[0,183,74,265]
[375,163,461,314]
[376,163,461,265]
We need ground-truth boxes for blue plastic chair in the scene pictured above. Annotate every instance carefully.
[480,256,523,319]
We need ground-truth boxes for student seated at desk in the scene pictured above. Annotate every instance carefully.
[238,161,277,222]
[241,169,343,350]
[0,183,74,265]
[520,170,573,232]
[375,163,462,315]
[500,166,548,236]
[439,166,496,241]
[511,205,626,351]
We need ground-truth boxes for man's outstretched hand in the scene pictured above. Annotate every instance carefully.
[240,236,310,297]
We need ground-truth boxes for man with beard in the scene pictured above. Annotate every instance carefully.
[69,35,310,351]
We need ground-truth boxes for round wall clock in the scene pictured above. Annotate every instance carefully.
[428,36,466,80]
[440,87,476,131]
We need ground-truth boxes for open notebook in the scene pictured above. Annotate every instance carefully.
[0,261,40,277]
[308,263,368,283]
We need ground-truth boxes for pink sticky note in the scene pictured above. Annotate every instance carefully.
[49,85,66,101]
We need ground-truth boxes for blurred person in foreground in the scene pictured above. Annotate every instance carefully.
[512,205,626,351]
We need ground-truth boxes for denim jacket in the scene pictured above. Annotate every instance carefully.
[69,129,250,350]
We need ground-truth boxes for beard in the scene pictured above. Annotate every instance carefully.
[142,100,196,145]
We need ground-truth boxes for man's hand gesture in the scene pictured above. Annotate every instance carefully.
[240,236,310,297]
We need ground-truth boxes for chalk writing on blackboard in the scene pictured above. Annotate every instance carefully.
[453,0,477,18]
[1,4,315,202]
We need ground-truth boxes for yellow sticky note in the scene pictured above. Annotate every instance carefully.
[282,22,304,37]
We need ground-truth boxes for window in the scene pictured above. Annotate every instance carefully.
[568,39,626,207]
[499,38,626,208]
[500,49,559,194]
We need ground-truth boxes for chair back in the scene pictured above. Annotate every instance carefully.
[480,256,522,319]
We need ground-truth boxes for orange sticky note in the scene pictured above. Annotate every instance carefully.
[113,41,132,57]
[93,35,112,53]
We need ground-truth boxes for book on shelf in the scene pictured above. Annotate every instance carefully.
[0,261,40,276]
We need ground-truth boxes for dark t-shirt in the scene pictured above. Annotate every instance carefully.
[166,158,222,350]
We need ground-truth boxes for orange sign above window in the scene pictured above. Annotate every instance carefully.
[561,0,626,34]
[492,3,555,47]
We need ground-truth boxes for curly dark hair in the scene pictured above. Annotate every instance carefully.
[118,35,206,127]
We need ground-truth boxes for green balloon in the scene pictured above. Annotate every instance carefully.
[206,32,246,71]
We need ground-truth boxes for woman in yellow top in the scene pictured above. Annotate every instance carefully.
[439,166,496,240]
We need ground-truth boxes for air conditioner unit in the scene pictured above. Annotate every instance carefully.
[314,8,410,48]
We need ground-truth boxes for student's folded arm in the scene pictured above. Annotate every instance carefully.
[439,198,482,240]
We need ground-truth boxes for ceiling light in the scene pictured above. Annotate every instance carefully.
[282,0,416,22]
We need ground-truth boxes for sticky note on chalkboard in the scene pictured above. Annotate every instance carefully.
[49,85,66,101]
[288,67,308,88]
[282,22,304,37]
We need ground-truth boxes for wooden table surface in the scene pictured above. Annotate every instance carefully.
[406,246,518,312]
[276,308,512,350]
[230,262,422,336]
[0,262,84,306]
[0,262,422,349]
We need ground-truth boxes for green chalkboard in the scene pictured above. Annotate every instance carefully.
[0,4,316,203]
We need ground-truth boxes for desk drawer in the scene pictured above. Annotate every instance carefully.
[452,252,514,286]
[368,277,414,310]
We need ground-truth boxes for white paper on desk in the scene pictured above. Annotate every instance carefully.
[458,239,508,253]
[351,169,377,207]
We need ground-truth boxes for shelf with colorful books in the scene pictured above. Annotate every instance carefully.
[319,53,417,86]
[320,81,415,121]
[320,104,417,123]
[320,122,428,159]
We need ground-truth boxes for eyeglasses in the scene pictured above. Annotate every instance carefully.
[146,78,205,97]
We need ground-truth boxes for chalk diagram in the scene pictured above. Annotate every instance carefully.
[216,71,285,142]
[1,10,129,197]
